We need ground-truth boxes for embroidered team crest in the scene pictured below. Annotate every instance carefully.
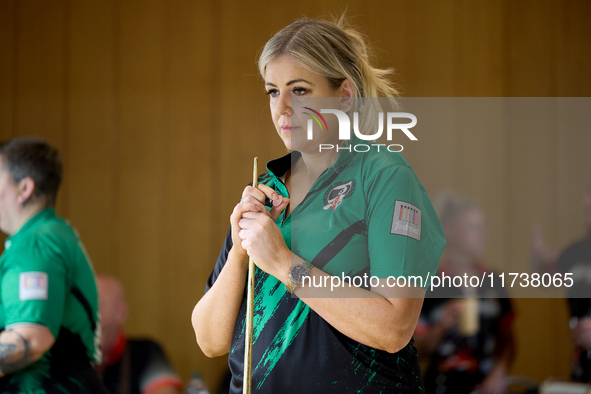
[323,180,356,211]
[19,272,48,301]
[391,200,422,241]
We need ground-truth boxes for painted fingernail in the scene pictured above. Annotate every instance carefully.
[264,196,273,208]
[273,196,283,207]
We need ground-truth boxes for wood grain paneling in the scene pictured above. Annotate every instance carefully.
[161,0,223,385]
[13,0,69,216]
[67,0,118,274]
[0,0,16,136]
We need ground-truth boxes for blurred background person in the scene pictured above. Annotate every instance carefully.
[97,274,183,394]
[0,137,106,393]
[531,179,591,382]
[414,192,515,394]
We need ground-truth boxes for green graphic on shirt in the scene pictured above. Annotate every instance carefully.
[252,273,285,344]
[348,347,384,393]
[254,300,310,389]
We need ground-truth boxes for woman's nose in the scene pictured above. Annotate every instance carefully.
[275,94,292,116]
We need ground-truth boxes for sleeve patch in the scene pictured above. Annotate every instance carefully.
[19,272,48,301]
[390,200,422,241]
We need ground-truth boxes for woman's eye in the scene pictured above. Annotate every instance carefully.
[266,89,279,98]
[292,87,309,95]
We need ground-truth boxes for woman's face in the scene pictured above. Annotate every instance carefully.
[446,207,487,259]
[264,56,347,152]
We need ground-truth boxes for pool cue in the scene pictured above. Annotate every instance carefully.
[243,157,257,394]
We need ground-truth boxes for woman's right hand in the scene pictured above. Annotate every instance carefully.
[229,184,289,261]
[195,184,286,358]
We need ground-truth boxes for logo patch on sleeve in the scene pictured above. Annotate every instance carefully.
[391,200,422,241]
[19,272,48,301]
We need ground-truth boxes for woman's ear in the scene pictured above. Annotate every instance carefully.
[339,79,355,112]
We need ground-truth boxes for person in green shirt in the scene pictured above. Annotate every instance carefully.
[192,16,446,393]
[0,137,107,393]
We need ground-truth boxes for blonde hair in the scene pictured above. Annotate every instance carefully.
[258,15,399,126]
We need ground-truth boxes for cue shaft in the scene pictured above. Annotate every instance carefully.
[243,157,258,394]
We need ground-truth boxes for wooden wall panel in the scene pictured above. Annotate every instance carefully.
[451,99,509,270]
[161,0,222,387]
[0,0,16,138]
[13,0,69,216]
[366,1,408,95]
[554,0,591,250]
[512,298,572,380]
[452,0,506,96]
[506,99,569,379]
[215,0,280,239]
[115,0,166,340]
[556,1,591,97]
[67,0,117,274]
[12,0,67,142]
[504,0,582,380]
[0,0,590,389]
[394,99,458,193]
[556,99,591,248]
[402,2,456,97]
[506,0,559,96]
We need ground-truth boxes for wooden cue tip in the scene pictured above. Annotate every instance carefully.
[253,157,258,186]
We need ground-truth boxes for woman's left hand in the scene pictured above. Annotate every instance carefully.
[238,211,291,281]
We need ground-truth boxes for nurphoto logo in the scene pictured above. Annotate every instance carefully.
[304,108,418,153]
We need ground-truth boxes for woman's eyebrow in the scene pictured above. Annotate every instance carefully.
[287,79,314,86]
[265,79,314,87]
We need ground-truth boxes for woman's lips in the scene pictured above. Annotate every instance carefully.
[281,125,300,132]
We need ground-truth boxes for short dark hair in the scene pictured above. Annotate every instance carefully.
[0,137,62,207]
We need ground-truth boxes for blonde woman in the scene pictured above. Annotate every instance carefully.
[192,17,446,393]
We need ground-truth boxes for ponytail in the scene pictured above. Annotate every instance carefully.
[333,14,399,99]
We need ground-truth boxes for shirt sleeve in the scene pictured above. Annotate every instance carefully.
[1,236,67,338]
[365,164,446,289]
[205,226,233,293]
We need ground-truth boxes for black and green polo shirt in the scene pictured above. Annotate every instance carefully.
[206,141,446,393]
[0,209,105,393]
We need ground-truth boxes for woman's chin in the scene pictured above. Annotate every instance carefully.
[278,136,291,151]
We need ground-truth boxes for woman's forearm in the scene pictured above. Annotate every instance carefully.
[301,279,423,353]
[272,257,424,353]
[192,247,248,357]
